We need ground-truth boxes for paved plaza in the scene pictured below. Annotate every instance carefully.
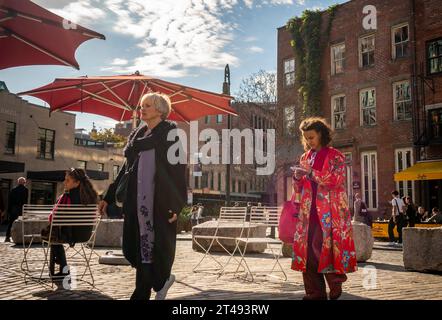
[0,233,441,301]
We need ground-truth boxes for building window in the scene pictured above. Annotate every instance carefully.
[30,181,56,205]
[360,88,376,126]
[204,115,211,124]
[216,115,223,123]
[429,108,442,140]
[359,35,375,68]
[361,151,378,210]
[98,163,104,172]
[284,106,296,135]
[393,81,412,121]
[331,43,345,75]
[331,95,346,130]
[37,128,55,160]
[194,176,200,189]
[392,23,409,59]
[210,171,214,190]
[218,172,222,191]
[343,152,353,206]
[5,121,16,155]
[202,172,208,189]
[77,160,87,170]
[284,58,295,87]
[395,148,414,199]
[428,38,442,75]
[113,165,120,181]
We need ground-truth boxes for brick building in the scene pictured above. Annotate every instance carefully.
[276,0,442,218]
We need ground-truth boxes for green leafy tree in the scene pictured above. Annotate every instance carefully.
[89,128,126,144]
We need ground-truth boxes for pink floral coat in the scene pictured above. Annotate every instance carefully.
[292,147,357,274]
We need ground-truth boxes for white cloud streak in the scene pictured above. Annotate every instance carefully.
[41,0,297,78]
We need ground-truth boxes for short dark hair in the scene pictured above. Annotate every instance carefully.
[299,117,333,151]
[391,190,399,196]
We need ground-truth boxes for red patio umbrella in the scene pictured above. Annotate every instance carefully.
[0,0,105,70]
[18,72,237,124]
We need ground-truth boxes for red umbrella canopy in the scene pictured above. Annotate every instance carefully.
[0,0,105,70]
[18,72,237,123]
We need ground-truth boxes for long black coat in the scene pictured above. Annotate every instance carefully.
[104,120,187,286]
[7,184,28,219]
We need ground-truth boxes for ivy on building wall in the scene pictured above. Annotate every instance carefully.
[287,5,338,117]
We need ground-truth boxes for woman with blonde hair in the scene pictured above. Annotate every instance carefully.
[292,117,357,300]
[100,92,187,300]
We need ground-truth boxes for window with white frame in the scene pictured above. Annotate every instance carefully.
[331,94,346,130]
[395,148,414,199]
[284,58,295,87]
[361,151,378,210]
[393,81,412,120]
[284,105,296,135]
[359,35,375,67]
[392,23,409,59]
[343,152,353,206]
[360,88,376,126]
[331,43,345,75]
[428,38,442,75]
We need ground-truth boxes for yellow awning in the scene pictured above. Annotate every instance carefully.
[394,161,442,181]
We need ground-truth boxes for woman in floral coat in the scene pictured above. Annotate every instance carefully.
[292,117,357,300]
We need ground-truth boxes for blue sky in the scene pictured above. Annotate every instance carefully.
[1,0,345,131]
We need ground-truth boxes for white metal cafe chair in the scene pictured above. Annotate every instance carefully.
[193,206,247,276]
[20,204,53,274]
[234,206,287,282]
[39,204,100,287]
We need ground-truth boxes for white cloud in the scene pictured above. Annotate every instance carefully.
[110,58,128,66]
[39,0,297,78]
[44,0,106,27]
[249,46,264,53]
[244,36,258,42]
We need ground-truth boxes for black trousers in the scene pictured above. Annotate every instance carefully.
[49,245,67,275]
[388,215,406,243]
[5,213,19,239]
[130,264,165,300]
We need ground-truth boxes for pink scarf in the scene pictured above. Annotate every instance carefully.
[48,192,71,223]
[308,146,329,172]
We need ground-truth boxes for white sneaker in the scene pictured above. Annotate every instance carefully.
[155,274,175,300]
[388,242,396,246]
[395,243,403,247]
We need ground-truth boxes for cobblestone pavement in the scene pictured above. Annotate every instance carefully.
[0,237,441,300]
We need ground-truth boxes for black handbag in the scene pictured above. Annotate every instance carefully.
[115,170,129,206]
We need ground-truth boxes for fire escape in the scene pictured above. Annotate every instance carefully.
[412,61,438,161]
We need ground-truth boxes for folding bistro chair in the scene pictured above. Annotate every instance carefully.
[67,215,101,260]
[193,206,247,276]
[21,204,53,274]
[39,204,100,287]
[234,206,287,282]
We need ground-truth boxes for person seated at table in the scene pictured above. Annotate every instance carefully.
[426,207,442,224]
[42,168,98,278]
[417,206,427,222]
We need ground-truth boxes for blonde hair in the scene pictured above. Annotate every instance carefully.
[140,93,172,121]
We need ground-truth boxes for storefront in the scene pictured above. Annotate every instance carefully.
[394,160,442,210]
